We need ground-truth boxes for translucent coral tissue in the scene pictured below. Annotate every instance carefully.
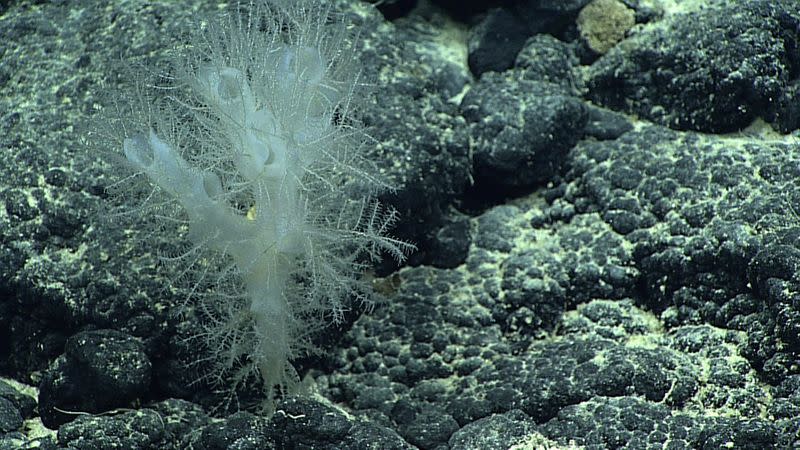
[96,0,413,413]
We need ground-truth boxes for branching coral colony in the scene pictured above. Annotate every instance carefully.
[98,0,413,412]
